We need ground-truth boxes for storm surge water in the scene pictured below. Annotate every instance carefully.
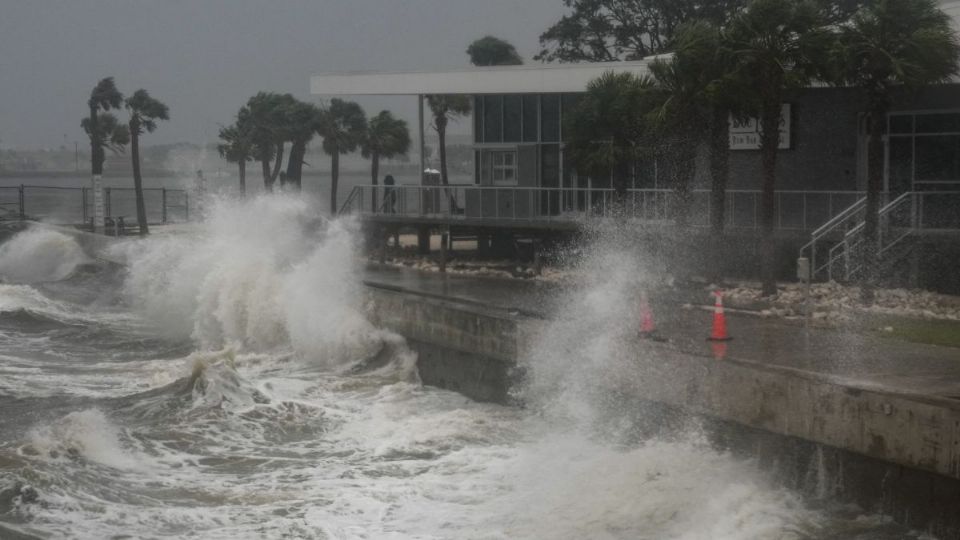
[0,199,922,539]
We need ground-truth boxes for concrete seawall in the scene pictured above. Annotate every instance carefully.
[365,283,960,537]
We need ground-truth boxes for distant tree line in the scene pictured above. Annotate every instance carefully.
[550,0,959,301]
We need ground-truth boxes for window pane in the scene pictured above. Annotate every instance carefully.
[561,94,581,141]
[523,95,539,142]
[473,97,484,142]
[541,94,560,143]
[888,137,913,193]
[916,113,960,133]
[889,115,912,134]
[916,135,960,181]
[483,95,502,143]
[504,95,522,143]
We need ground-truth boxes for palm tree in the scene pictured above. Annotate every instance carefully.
[245,92,296,192]
[318,98,367,215]
[284,100,324,191]
[835,0,960,303]
[426,95,471,201]
[361,111,411,210]
[84,77,127,179]
[565,71,658,199]
[125,89,169,236]
[725,0,835,296]
[217,114,253,197]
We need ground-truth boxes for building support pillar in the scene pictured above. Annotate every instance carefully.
[439,227,449,273]
[418,226,431,256]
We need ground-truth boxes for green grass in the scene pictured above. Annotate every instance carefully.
[869,316,960,349]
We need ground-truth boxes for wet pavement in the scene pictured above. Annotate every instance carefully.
[364,265,960,400]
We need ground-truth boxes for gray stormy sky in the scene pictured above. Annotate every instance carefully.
[0,0,568,149]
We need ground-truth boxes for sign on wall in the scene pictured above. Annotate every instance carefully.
[730,104,791,150]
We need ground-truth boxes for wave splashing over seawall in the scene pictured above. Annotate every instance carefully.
[118,195,384,365]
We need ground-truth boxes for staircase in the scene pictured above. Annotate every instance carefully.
[800,192,920,283]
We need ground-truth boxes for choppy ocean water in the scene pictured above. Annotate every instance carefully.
[0,196,929,539]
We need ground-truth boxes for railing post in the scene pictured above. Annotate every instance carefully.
[18,184,24,220]
[162,188,168,224]
[82,187,88,224]
[104,187,112,218]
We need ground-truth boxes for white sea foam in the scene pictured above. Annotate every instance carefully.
[120,195,384,365]
[0,228,89,283]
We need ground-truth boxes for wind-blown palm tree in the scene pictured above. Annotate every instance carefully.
[217,113,253,197]
[426,95,471,208]
[284,100,323,191]
[726,0,835,296]
[565,71,658,199]
[318,98,367,214]
[245,92,296,192]
[834,0,960,303]
[84,77,127,178]
[361,111,411,210]
[125,89,169,236]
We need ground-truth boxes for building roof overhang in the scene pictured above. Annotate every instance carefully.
[310,59,661,96]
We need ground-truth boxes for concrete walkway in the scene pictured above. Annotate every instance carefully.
[364,265,960,400]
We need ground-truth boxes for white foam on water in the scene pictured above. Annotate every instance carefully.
[0,198,926,539]
[0,228,89,284]
[120,195,383,365]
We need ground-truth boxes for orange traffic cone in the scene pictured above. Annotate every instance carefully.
[707,290,733,342]
[639,293,656,338]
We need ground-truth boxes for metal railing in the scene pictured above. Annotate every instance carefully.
[0,184,190,227]
[822,191,960,281]
[339,184,866,232]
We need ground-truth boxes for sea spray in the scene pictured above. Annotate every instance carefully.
[0,228,89,283]
[121,195,383,365]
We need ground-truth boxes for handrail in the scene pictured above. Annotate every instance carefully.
[339,186,363,215]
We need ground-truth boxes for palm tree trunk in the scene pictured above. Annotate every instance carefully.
[262,158,273,192]
[89,106,103,176]
[130,131,149,236]
[436,119,458,211]
[270,143,285,185]
[371,152,380,211]
[238,160,246,197]
[709,107,730,235]
[759,99,781,297]
[861,109,886,305]
[674,132,697,229]
[286,140,306,191]
[330,151,339,215]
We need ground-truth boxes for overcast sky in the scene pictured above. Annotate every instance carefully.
[0,0,568,149]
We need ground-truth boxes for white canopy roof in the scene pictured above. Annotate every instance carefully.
[310,59,660,96]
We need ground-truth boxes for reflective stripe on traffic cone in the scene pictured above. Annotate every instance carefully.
[707,290,733,342]
[639,293,656,337]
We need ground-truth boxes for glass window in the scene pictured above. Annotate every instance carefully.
[474,96,484,142]
[561,94,581,141]
[474,150,482,184]
[916,113,960,134]
[916,135,960,181]
[491,151,517,185]
[888,137,913,194]
[483,95,502,143]
[523,95,539,142]
[504,95,522,143]
[541,94,560,143]
[889,115,913,134]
